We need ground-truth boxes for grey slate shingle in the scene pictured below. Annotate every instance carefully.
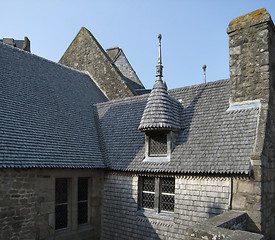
[0,42,107,168]
[138,79,182,131]
[96,79,259,174]
[0,40,259,174]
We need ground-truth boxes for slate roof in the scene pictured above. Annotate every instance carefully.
[0,41,107,168]
[138,79,182,131]
[0,39,259,175]
[96,79,259,175]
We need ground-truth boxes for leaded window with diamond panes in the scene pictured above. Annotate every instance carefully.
[160,178,175,212]
[142,177,155,209]
[55,178,68,230]
[149,132,167,156]
[78,178,88,225]
[139,177,175,213]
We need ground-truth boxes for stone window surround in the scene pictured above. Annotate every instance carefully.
[54,176,92,235]
[143,131,172,162]
[138,176,175,216]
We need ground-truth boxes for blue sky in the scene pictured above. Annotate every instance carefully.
[1,1,275,89]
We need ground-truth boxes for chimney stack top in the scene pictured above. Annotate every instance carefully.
[227,8,271,34]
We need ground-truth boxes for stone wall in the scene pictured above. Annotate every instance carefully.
[0,168,104,240]
[261,16,275,239]
[185,211,265,240]
[101,172,231,240]
[227,8,271,104]
[0,169,38,239]
[59,27,136,100]
[231,177,261,233]
[227,9,275,238]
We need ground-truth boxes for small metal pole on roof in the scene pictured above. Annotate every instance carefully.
[202,65,207,84]
[156,34,163,81]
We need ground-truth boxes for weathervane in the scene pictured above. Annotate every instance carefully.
[156,34,163,81]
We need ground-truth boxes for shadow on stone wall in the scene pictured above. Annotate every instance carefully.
[207,203,224,218]
[101,174,161,239]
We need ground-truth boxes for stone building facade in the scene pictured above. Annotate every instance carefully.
[0,169,104,240]
[0,8,275,240]
[102,173,231,239]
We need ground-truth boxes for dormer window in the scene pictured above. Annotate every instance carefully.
[138,34,182,162]
[143,131,171,162]
[149,132,168,156]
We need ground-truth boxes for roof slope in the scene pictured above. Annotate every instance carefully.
[0,42,107,168]
[96,80,259,174]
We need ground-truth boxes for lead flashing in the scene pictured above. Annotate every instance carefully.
[226,100,260,112]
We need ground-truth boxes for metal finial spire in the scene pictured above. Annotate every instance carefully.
[202,65,207,84]
[156,34,163,81]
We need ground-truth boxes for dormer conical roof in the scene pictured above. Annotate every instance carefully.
[138,80,182,131]
[138,35,182,132]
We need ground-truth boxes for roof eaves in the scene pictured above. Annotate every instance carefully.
[108,166,250,175]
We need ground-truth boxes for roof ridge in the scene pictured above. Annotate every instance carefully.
[0,41,92,78]
[95,79,230,107]
[168,79,230,93]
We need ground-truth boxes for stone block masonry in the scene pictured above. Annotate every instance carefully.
[59,27,136,100]
[228,8,275,238]
[0,169,38,240]
[101,172,231,240]
[227,8,271,104]
[0,168,104,240]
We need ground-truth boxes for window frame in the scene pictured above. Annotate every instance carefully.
[160,177,175,212]
[54,176,91,232]
[138,176,175,214]
[55,178,71,230]
[149,132,168,157]
[77,177,89,225]
[143,131,172,162]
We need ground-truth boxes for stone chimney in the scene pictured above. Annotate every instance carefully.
[22,37,31,52]
[227,9,275,238]
[1,37,31,52]
[227,8,275,104]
